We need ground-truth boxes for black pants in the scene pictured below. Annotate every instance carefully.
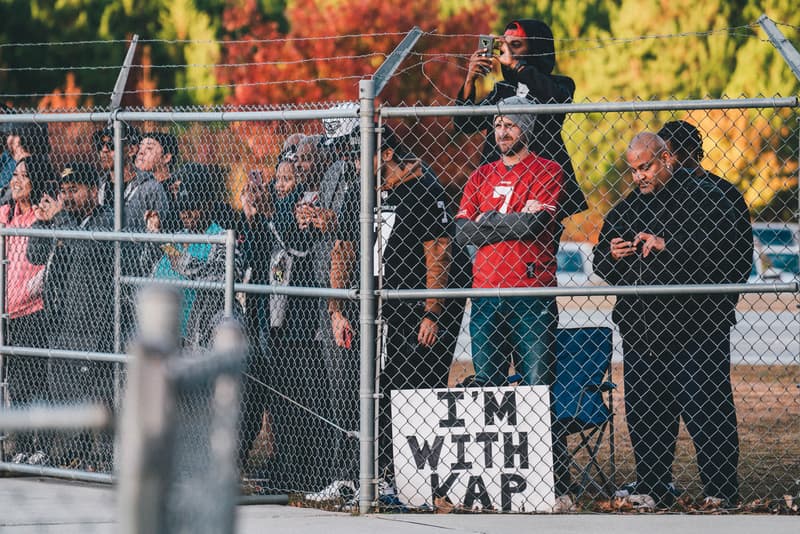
[622,330,740,504]
[319,308,361,485]
[377,299,465,482]
[6,311,47,453]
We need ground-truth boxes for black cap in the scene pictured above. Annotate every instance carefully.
[59,162,100,187]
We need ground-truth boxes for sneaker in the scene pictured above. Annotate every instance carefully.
[304,480,356,503]
[552,494,576,513]
[625,494,657,511]
[11,452,28,464]
[377,479,407,511]
[614,481,680,498]
[27,451,49,466]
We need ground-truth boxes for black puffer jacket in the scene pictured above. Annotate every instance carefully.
[592,169,740,348]
[455,19,587,220]
[26,205,115,352]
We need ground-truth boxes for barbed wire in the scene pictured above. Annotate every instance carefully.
[0,74,366,99]
[0,53,389,73]
[0,22,794,101]
[0,32,413,49]
[0,23,769,53]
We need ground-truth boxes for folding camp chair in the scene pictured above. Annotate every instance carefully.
[551,327,616,497]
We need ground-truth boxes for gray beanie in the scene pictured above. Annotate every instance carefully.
[495,96,538,143]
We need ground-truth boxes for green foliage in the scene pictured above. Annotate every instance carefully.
[495,0,800,225]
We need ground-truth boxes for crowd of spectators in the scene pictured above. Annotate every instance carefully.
[0,16,754,513]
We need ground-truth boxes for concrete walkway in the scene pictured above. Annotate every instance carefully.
[1,478,798,534]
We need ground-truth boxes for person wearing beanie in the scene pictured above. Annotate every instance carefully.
[454,100,572,512]
[454,19,586,222]
[26,162,115,469]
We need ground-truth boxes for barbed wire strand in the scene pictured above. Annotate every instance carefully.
[0,53,389,73]
[0,22,772,51]
[0,26,761,74]
[0,23,793,100]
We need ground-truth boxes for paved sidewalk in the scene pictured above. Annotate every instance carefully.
[2,477,798,534]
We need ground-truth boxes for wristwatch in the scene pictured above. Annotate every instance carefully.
[422,310,441,322]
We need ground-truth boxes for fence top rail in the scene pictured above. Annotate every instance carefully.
[0,226,228,244]
[379,96,799,118]
[0,108,359,124]
[1,96,796,124]
[381,282,799,299]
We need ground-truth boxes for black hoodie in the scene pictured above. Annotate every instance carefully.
[455,19,587,220]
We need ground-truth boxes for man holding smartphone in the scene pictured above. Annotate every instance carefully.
[454,19,586,221]
[593,132,741,510]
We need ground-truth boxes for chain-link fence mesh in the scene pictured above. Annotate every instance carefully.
[0,98,798,514]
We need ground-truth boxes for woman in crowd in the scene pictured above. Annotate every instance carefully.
[3,154,55,464]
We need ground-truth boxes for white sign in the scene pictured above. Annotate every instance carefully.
[391,385,555,512]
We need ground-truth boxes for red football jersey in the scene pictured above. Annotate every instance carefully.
[457,153,563,288]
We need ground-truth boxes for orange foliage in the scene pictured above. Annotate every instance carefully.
[219,0,494,107]
[37,73,95,167]
[217,0,498,204]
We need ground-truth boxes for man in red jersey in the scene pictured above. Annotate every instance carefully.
[455,96,572,510]
[456,95,562,388]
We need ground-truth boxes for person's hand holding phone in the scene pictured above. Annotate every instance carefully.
[466,35,496,84]
[33,193,62,222]
[241,170,271,220]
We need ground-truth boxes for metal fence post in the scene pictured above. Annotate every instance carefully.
[358,78,377,514]
[224,229,235,318]
[117,286,181,534]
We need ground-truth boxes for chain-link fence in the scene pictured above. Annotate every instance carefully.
[0,95,798,514]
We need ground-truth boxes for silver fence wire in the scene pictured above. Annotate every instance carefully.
[0,98,797,515]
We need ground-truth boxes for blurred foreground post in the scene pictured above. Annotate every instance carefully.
[118,285,246,534]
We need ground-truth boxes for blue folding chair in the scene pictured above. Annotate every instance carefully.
[551,327,616,497]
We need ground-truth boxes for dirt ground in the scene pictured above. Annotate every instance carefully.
[447,360,800,505]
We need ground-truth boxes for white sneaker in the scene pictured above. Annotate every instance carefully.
[552,494,575,513]
[378,479,397,497]
[626,494,657,511]
[304,480,356,502]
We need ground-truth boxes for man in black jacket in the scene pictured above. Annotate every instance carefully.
[454,19,586,220]
[655,120,752,506]
[593,132,741,509]
[27,162,115,468]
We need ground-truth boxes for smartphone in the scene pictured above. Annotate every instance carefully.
[478,35,494,57]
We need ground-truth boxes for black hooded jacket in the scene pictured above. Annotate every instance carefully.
[455,19,586,220]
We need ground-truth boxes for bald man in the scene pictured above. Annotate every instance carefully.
[593,132,741,509]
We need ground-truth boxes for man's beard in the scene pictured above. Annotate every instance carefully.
[501,136,528,157]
